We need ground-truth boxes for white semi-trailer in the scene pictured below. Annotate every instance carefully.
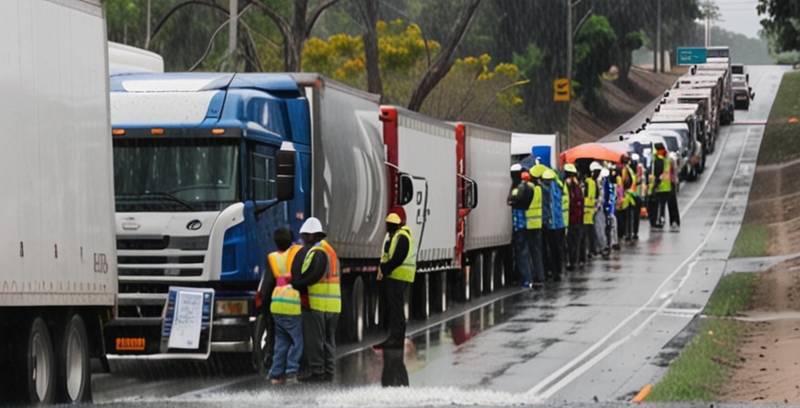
[0,0,117,404]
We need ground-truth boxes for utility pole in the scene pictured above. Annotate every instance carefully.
[566,0,573,151]
[655,0,661,73]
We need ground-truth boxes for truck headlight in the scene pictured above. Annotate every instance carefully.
[215,300,249,316]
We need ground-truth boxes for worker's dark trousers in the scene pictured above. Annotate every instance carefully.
[382,278,408,342]
[513,229,533,284]
[656,192,670,226]
[544,228,564,280]
[667,189,680,226]
[302,308,339,377]
[579,223,594,262]
[647,197,658,227]
[527,229,545,283]
[631,199,641,237]
[617,208,628,240]
[567,224,583,267]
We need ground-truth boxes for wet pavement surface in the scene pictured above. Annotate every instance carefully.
[92,66,790,407]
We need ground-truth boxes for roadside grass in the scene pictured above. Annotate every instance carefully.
[729,224,768,259]
[757,71,800,165]
[703,273,759,317]
[646,273,758,402]
[646,319,742,402]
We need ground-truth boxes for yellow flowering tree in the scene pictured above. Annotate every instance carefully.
[302,19,525,127]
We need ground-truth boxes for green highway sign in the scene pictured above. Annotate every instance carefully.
[677,47,707,65]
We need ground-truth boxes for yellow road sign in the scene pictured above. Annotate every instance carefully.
[554,78,570,102]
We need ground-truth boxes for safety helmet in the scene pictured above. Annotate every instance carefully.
[564,163,577,174]
[589,161,602,172]
[542,169,557,180]
[386,213,402,224]
[520,171,531,181]
[530,164,547,178]
[600,168,610,178]
[510,163,522,172]
[299,217,325,235]
[631,153,640,162]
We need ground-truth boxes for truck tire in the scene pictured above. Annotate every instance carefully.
[252,313,269,373]
[25,317,56,404]
[351,276,366,342]
[482,251,494,294]
[57,314,91,403]
[470,253,483,300]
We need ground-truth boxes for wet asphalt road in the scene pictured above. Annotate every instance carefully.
[92,66,790,407]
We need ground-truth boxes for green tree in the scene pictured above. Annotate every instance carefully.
[758,0,800,53]
[573,15,617,111]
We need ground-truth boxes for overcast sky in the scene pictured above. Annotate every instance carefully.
[710,0,763,39]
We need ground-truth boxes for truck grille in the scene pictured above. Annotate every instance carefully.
[117,236,209,278]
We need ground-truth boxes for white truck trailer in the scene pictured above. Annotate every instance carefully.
[0,0,117,404]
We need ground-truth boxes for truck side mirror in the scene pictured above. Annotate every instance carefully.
[276,149,295,201]
[397,173,414,206]
[464,179,478,210]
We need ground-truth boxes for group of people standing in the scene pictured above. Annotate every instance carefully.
[507,143,681,288]
[260,211,416,385]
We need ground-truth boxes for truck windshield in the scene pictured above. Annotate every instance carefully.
[113,138,240,212]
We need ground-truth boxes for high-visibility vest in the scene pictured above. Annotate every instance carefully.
[302,240,341,313]
[583,178,596,225]
[269,246,302,315]
[525,182,543,230]
[381,226,416,283]
[656,156,672,193]
[558,179,570,227]
[620,165,638,209]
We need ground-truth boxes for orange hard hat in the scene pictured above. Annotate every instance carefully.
[521,172,531,181]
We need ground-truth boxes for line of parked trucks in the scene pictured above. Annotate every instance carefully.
[1,1,560,404]
[3,4,746,403]
[599,46,749,184]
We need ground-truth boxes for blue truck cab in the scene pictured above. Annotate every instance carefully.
[104,73,308,366]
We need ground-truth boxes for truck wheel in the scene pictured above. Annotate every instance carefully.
[25,318,56,404]
[252,313,269,373]
[469,254,483,300]
[494,249,506,289]
[57,314,91,403]
[352,276,366,342]
[482,251,494,294]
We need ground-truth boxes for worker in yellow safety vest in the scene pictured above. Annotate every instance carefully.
[265,228,304,385]
[292,217,339,383]
[374,212,416,350]
[617,156,639,242]
[580,162,601,264]
[526,169,546,287]
[650,147,672,229]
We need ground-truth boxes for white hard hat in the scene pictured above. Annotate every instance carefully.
[600,168,610,178]
[510,163,522,172]
[299,217,325,235]
[589,161,602,172]
[631,153,640,161]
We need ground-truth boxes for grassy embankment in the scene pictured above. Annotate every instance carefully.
[730,71,800,258]
[646,273,758,401]
[647,70,800,401]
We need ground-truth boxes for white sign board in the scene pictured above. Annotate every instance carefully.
[167,290,204,349]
